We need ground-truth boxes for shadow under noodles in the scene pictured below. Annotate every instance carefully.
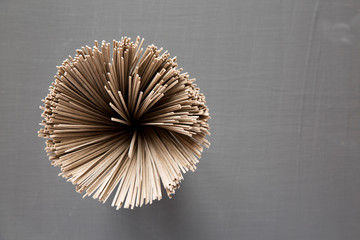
[104,177,214,240]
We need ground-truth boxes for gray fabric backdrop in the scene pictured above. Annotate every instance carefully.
[1,0,360,239]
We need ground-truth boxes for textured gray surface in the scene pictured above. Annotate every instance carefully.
[1,0,360,239]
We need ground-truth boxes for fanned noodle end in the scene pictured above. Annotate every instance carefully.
[38,37,210,209]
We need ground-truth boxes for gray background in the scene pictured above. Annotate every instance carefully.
[1,0,360,239]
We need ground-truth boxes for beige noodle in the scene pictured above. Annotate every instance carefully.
[38,36,210,209]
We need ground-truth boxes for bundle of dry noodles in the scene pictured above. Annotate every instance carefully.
[38,36,210,209]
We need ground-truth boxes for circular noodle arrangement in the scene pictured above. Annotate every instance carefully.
[38,36,210,209]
